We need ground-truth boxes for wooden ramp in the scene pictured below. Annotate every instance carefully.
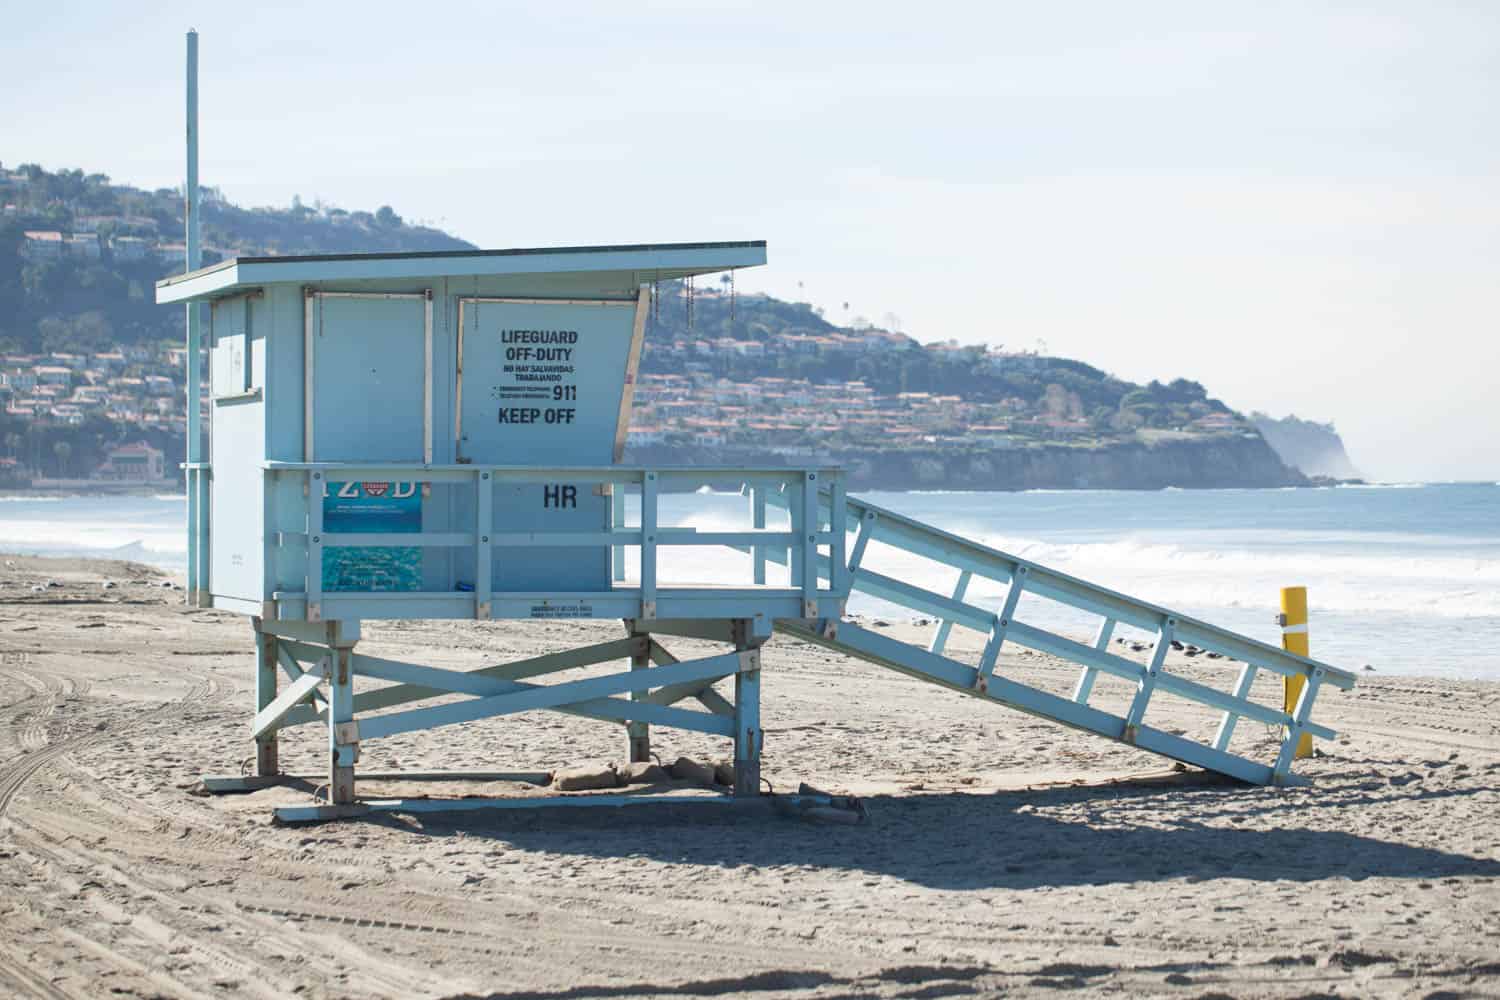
[757,490,1355,787]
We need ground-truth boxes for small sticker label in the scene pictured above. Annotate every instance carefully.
[529,603,595,619]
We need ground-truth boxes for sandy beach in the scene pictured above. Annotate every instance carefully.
[0,553,1497,999]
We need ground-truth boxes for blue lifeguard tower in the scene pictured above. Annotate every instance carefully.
[159,241,1354,822]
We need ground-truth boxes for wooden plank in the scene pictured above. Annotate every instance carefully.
[1071,617,1115,704]
[251,672,324,739]
[1214,663,1259,750]
[357,653,743,741]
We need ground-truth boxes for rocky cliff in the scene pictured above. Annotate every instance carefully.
[628,432,1308,491]
[1250,414,1361,480]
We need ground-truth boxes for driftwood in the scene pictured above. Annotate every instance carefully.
[551,764,618,791]
[616,761,668,785]
[668,756,717,785]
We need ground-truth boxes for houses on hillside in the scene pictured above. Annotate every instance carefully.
[20,230,103,260]
[0,345,189,440]
[97,441,167,482]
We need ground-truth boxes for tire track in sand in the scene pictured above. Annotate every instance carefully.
[0,674,215,819]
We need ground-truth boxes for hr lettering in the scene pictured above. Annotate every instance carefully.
[544,484,578,508]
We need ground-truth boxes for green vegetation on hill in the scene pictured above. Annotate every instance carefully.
[0,161,472,354]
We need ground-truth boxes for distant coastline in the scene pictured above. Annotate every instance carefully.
[629,432,1308,492]
[0,481,179,498]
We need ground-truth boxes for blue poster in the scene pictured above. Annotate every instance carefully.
[322,481,422,592]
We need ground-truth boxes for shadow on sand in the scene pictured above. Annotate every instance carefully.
[365,771,1500,892]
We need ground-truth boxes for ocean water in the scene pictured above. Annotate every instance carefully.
[4,483,1496,680]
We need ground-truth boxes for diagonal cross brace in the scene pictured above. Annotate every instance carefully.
[301,641,732,736]
[279,636,646,726]
[277,644,326,708]
[1071,617,1116,704]
[1274,666,1326,783]
[974,566,1028,692]
[1121,618,1175,743]
[1213,662,1260,750]
[251,672,324,740]
[644,639,734,716]
[928,569,972,656]
[641,679,734,716]
[356,651,746,742]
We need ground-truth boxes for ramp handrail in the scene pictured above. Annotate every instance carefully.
[757,486,1354,785]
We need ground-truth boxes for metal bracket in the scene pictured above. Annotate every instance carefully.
[819,618,839,641]
[641,600,657,621]
[803,599,818,618]
[476,601,491,620]
[334,721,360,746]
[307,601,322,623]
[737,649,761,673]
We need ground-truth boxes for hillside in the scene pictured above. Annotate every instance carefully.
[0,161,472,354]
[624,280,1305,489]
[1251,413,1361,481]
[0,160,1308,490]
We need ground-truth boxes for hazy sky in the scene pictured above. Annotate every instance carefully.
[6,2,1498,480]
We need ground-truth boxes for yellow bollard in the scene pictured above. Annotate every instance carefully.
[1280,586,1313,759]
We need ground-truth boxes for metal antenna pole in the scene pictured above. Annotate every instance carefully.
[185,29,205,605]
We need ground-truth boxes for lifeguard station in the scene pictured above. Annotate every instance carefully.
[158,240,1355,822]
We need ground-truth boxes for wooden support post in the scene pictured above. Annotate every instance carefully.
[750,486,767,585]
[828,477,848,597]
[611,484,627,582]
[254,621,279,776]
[800,472,819,615]
[734,662,761,797]
[627,629,651,763]
[475,470,493,619]
[328,641,356,805]
[787,481,803,593]
[640,471,658,620]
[307,470,324,623]
[733,622,762,797]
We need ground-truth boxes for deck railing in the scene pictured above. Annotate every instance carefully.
[263,462,848,624]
